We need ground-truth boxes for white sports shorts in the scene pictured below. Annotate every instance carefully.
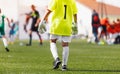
[50,34,71,43]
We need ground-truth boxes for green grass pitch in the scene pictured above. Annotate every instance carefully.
[0,39,120,74]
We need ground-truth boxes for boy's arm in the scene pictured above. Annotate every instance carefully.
[74,14,77,24]
[38,9,52,33]
[6,17,11,28]
[36,9,51,26]
[24,14,31,32]
[72,14,78,35]
[43,9,52,21]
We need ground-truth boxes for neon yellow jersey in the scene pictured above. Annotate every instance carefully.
[48,0,78,36]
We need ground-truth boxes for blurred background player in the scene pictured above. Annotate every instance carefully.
[107,20,118,44]
[91,9,101,43]
[0,8,10,52]
[24,4,43,46]
[39,0,78,71]
[112,19,120,44]
[100,17,109,42]
[9,19,19,44]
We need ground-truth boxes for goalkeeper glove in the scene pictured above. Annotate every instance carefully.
[72,22,78,35]
[38,20,47,34]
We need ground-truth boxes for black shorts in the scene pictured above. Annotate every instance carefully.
[30,25,38,32]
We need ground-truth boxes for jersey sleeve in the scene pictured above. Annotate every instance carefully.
[72,0,78,15]
[48,0,57,11]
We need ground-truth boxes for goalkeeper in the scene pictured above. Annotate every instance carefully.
[39,0,78,71]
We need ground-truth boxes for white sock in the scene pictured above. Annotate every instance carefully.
[50,42,59,60]
[62,46,69,66]
[2,38,8,48]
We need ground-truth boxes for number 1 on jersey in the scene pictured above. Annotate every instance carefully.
[64,5,67,19]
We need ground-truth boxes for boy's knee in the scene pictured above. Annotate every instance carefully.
[51,39,57,43]
[62,42,68,47]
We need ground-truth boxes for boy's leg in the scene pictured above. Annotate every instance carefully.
[62,42,69,71]
[26,31,32,46]
[50,35,61,69]
[50,41,58,60]
[36,32,43,45]
[61,36,71,71]
[2,36,10,52]
[1,30,10,52]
